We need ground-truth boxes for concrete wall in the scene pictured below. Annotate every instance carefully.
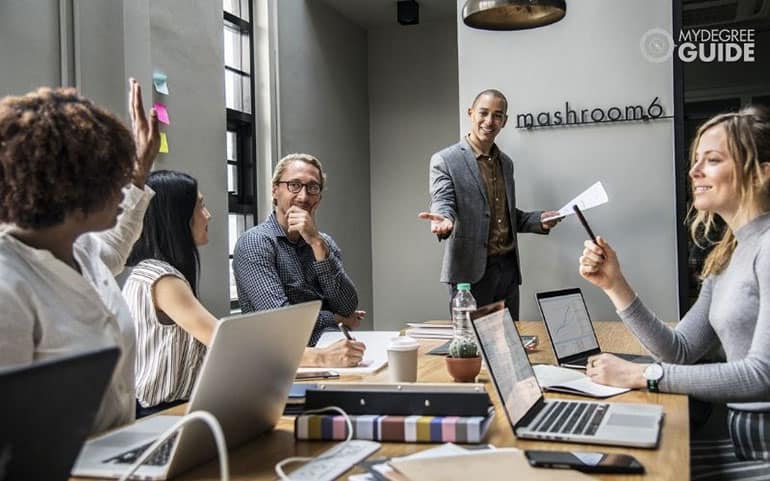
[368,20,459,330]
[457,0,679,322]
[0,0,62,95]
[146,0,229,317]
[275,0,374,329]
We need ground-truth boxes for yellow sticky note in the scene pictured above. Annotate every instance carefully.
[159,132,169,153]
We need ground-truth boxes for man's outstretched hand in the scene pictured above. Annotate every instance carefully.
[418,212,453,239]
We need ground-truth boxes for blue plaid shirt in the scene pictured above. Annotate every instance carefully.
[233,212,359,346]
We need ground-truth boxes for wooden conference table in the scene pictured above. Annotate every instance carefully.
[73,321,689,481]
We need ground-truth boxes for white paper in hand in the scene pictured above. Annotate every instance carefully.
[543,181,609,222]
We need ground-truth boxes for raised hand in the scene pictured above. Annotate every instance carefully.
[129,78,160,188]
[578,236,622,291]
[417,212,454,238]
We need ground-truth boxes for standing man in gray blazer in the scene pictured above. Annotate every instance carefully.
[419,89,561,320]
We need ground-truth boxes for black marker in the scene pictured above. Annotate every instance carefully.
[573,204,597,243]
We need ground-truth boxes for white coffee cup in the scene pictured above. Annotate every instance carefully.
[387,336,419,383]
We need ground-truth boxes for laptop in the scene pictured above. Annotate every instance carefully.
[72,300,321,480]
[0,346,119,481]
[537,288,653,369]
[471,302,664,448]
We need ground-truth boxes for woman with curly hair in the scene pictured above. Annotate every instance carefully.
[579,107,770,480]
[0,79,159,434]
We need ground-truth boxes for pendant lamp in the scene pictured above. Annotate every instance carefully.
[462,0,566,30]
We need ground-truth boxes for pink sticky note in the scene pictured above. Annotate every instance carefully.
[153,102,170,125]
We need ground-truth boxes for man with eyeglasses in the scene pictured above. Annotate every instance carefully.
[233,153,366,368]
[418,89,561,321]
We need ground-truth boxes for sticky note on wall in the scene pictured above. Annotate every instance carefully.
[153,71,169,95]
[159,132,169,153]
[154,102,170,125]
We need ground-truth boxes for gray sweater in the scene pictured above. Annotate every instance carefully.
[618,212,770,411]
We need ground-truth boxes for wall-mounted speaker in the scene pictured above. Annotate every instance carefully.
[397,0,419,26]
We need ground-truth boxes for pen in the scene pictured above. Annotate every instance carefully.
[572,204,597,243]
[338,322,355,341]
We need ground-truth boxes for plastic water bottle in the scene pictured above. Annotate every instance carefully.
[452,283,477,342]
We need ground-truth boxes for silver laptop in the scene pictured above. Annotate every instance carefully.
[537,288,653,369]
[72,300,321,480]
[471,302,663,448]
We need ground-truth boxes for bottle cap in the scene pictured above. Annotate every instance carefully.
[457,283,471,291]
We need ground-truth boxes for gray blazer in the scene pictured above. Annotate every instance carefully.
[429,139,547,284]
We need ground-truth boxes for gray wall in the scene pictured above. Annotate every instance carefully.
[368,20,459,330]
[0,0,61,96]
[275,0,374,329]
[457,0,679,322]
[145,0,229,317]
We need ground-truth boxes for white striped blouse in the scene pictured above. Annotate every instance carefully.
[123,259,206,408]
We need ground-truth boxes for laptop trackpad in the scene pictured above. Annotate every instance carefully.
[606,413,657,428]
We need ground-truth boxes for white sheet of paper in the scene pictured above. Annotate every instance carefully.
[296,330,399,374]
[543,181,609,222]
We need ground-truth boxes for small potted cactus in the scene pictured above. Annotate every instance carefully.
[445,337,482,382]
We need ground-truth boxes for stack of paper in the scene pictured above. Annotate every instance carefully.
[405,322,453,340]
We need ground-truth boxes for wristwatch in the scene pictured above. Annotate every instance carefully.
[643,363,663,392]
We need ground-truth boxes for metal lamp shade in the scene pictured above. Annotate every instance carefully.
[462,0,566,30]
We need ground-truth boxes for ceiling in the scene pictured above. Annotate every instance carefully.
[319,0,458,30]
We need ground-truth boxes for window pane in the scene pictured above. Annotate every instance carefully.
[228,214,239,255]
[229,259,238,301]
[226,131,237,161]
[223,0,249,21]
[227,164,238,194]
[224,22,247,72]
[225,70,251,113]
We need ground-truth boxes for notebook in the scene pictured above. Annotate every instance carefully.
[536,288,653,369]
[471,301,664,448]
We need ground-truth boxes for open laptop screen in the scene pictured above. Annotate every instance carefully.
[537,289,600,360]
[471,302,542,427]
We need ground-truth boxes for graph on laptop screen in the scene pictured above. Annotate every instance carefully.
[539,292,598,359]
[473,307,541,426]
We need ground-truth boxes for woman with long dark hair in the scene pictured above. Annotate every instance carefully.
[124,170,215,417]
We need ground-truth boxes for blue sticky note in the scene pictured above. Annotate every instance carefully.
[153,71,169,95]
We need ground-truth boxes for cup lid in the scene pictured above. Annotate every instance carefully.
[387,336,419,351]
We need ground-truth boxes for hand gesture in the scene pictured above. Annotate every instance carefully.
[286,205,321,243]
[417,212,454,238]
[129,78,160,188]
[586,353,647,389]
[578,236,624,291]
[319,339,366,367]
[335,310,366,330]
[540,210,562,230]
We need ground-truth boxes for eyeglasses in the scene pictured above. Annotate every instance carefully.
[276,180,322,195]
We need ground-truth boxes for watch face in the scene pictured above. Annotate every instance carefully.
[645,363,663,381]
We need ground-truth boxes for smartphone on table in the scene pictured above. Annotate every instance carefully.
[524,450,645,474]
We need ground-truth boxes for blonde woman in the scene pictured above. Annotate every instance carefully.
[579,107,770,479]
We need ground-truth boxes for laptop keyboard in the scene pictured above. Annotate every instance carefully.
[531,401,608,436]
[103,433,178,466]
